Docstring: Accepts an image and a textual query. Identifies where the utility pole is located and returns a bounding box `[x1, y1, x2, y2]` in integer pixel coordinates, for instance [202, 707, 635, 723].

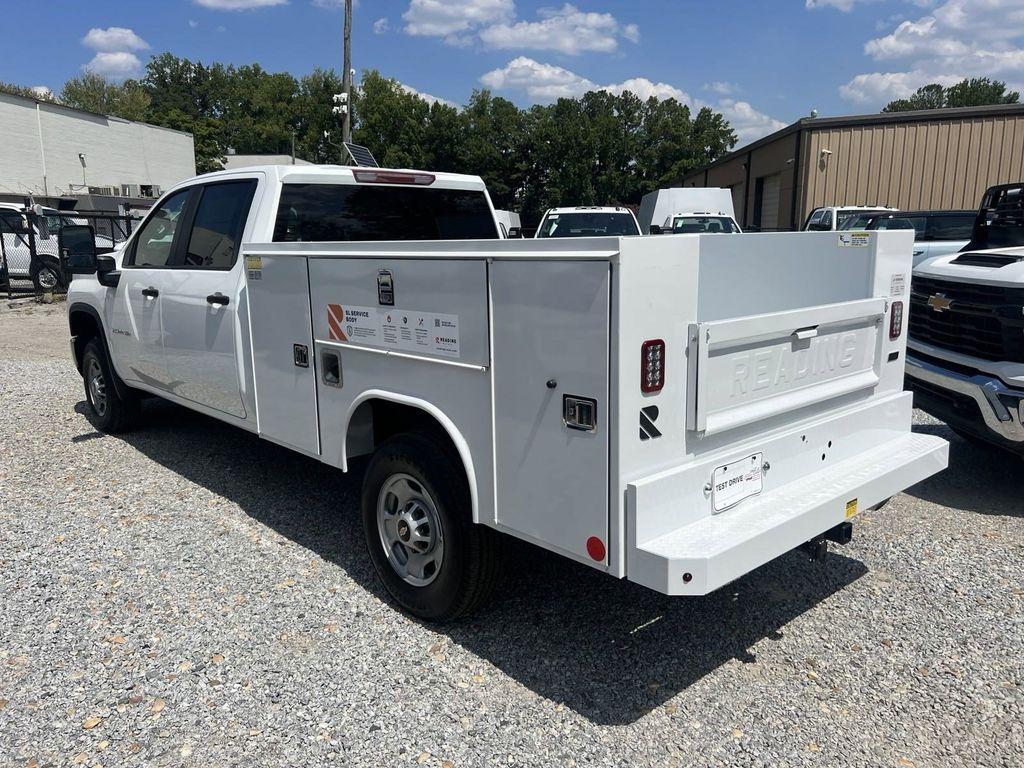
[342, 0, 353, 143]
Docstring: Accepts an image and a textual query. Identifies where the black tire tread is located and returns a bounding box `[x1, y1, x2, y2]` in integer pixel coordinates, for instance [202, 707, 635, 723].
[363, 430, 502, 621]
[82, 338, 140, 433]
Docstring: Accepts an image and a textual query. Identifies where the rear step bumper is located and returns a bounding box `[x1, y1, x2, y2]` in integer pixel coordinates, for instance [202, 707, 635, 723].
[626, 432, 948, 596]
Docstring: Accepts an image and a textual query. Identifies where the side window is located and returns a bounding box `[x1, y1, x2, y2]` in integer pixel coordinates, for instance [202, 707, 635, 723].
[129, 189, 191, 267]
[927, 215, 974, 241]
[180, 180, 257, 269]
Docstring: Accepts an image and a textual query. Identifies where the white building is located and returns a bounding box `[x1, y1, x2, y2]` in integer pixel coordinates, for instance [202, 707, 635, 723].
[0, 91, 196, 200]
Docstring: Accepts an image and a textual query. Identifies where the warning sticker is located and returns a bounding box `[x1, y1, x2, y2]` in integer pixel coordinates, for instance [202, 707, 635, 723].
[838, 232, 870, 248]
[245, 255, 263, 281]
[890, 272, 906, 296]
[845, 498, 858, 519]
[326, 304, 460, 358]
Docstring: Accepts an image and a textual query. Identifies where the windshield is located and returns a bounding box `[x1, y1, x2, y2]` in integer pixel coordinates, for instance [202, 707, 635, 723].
[836, 209, 888, 228]
[43, 213, 79, 230]
[671, 216, 738, 234]
[537, 212, 639, 238]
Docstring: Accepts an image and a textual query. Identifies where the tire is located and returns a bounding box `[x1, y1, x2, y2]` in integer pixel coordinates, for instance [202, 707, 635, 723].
[81, 338, 140, 433]
[361, 431, 502, 622]
[31, 261, 65, 292]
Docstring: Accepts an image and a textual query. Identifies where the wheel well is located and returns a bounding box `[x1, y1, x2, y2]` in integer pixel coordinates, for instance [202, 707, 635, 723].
[347, 399, 458, 460]
[69, 308, 101, 373]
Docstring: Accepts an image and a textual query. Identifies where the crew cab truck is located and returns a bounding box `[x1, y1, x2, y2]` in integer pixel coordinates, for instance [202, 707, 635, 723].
[905, 183, 1024, 452]
[66, 164, 948, 621]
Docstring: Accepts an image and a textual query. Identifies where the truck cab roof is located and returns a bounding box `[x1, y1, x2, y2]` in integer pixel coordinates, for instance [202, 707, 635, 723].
[188, 164, 489, 193]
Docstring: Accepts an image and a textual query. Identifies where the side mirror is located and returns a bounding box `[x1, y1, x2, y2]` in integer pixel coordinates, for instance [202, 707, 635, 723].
[649, 224, 663, 235]
[506, 227, 523, 239]
[59, 224, 98, 275]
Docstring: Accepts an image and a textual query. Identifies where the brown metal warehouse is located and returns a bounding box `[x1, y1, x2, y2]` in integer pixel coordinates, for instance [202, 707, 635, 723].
[681, 103, 1024, 231]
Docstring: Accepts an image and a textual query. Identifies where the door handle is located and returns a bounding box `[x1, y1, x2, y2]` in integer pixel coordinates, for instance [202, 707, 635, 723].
[206, 293, 230, 307]
[792, 326, 818, 341]
[141, 286, 159, 298]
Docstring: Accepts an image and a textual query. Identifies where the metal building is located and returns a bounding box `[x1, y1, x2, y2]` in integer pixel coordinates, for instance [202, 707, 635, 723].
[0, 90, 196, 201]
[681, 103, 1024, 231]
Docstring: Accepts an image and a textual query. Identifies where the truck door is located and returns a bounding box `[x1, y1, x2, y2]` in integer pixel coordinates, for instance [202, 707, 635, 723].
[490, 260, 610, 565]
[110, 187, 193, 388]
[157, 179, 258, 419]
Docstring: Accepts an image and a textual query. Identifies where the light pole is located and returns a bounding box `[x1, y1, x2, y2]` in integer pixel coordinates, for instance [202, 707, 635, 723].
[342, 0, 352, 143]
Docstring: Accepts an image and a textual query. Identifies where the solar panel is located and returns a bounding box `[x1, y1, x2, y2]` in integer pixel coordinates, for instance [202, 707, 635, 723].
[343, 142, 380, 168]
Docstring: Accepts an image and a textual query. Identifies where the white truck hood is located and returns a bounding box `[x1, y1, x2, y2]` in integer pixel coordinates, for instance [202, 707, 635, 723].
[913, 245, 1024, 287]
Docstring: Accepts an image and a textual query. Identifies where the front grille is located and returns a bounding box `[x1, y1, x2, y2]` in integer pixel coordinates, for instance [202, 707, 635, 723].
[908, 276, 1024, 362]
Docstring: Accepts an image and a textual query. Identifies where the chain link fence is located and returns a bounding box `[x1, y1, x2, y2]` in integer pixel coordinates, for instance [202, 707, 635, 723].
[1, 209, 135, 300]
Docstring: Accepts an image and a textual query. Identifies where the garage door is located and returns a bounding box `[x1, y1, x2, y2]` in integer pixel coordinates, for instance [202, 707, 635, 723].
[759, 173, 781, 230]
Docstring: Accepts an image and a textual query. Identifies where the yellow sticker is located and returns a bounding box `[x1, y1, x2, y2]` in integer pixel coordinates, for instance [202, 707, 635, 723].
[245, 255, 263, 270]
[845, 498, 858, 519]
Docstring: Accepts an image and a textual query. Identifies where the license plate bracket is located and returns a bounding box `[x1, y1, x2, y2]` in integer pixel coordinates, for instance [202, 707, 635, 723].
[712, 452, 763, 513]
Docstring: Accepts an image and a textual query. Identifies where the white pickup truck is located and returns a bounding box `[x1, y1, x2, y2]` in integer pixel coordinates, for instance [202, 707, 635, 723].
[66, 164, 948, 621]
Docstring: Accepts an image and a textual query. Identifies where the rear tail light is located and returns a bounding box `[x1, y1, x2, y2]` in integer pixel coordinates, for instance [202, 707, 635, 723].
[352, 169, 435, 185]
[889, 300, 904, 340]
[641, 339, 665, 393]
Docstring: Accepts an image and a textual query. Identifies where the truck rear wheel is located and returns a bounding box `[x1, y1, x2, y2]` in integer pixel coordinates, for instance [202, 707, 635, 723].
[82, 339, 140, 433]
[361, 432, 501, 622]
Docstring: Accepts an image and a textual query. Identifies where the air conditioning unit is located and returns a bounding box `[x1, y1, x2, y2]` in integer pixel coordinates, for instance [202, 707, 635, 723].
[139, 184, 161, 198]
[121, 184, 141, 197]
[88, 186, 117, 196]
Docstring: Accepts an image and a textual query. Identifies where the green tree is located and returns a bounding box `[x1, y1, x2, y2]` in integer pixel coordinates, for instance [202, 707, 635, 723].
[61, 73, 150, 121]
[295, 68, 345, 163]
[0, 82, 57, 102]
[883, 78, 1019, 112]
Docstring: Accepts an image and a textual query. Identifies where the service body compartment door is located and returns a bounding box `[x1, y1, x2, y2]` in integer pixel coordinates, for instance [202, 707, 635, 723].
[490, 260, 610, 565]
[246, 253, 320, 455]
[690, 297, 887, 436]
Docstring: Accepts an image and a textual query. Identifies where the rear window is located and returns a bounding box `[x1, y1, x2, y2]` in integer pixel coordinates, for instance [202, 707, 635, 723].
[537, 212, 639, 238]
[925, 214, 974, 241]
[273, 183, 498, 242]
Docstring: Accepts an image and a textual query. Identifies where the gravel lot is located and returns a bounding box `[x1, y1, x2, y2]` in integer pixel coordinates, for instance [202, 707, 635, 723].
[1, 301, 1022, 767]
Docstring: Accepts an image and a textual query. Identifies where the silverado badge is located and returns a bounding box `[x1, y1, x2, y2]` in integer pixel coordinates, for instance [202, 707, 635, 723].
[927, 293, 953, 313]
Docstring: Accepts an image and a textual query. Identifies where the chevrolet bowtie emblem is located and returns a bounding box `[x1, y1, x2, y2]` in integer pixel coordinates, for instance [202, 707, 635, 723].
[927, 293, 953, 312]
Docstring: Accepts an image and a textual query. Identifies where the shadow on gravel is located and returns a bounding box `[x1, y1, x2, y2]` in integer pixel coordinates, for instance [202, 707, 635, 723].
[82, 397, 868, 726]
[908, 422, 1024, 518]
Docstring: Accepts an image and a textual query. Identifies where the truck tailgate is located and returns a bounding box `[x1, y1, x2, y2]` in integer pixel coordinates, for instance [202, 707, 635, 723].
[688, 298, 887, 436]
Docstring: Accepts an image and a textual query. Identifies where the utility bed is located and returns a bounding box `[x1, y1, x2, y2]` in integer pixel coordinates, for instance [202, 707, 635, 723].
[241, 230, 947, 591]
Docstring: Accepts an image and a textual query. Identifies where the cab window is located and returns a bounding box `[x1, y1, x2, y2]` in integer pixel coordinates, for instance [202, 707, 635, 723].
[128, 189, 190, 267]
[181, 181, 257, 269]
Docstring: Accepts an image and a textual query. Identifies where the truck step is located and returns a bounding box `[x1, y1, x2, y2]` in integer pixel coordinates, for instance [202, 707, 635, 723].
[627, 432, 948, 595]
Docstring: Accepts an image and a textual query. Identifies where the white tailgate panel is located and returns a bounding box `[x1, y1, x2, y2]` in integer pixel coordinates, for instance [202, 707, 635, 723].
[246, 254, 320, 455]
[692, 298, 886, 435]
[490, 260, 610, 564]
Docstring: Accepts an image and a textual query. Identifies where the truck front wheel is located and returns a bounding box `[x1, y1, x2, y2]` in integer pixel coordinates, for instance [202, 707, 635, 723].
[361, 432, 501, 621]
[81, 339, 140, 433]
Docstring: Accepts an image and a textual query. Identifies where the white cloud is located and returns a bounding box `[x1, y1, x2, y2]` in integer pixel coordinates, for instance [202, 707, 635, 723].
[374, 17, 390, 33]
[404, 0, 514, 42]
[403, 0, 637, 53]
[703, 81, 739, 96]
[189, 19, 200, 27]
[192, 0, 287, 9]
[83, 51, 143, 79]
[805, 0, 862, 10]
[478, 3, 638, 55]
[480, 57, 595, 100]
[400, 83, 457, 107]
[480, 57, 785, 143]
[840, 0, 1024, 106]
[82, 27, 149, 52]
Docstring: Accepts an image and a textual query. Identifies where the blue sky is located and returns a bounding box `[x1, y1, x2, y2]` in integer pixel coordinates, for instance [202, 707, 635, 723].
[4, 0, 1022, 144]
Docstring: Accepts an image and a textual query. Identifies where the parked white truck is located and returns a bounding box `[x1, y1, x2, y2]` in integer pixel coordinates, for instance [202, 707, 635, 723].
[906, 183, 1024, 452]
[65, 164, 948, 620]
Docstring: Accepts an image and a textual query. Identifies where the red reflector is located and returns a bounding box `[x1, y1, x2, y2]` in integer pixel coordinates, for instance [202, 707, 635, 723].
[351, 169, 436, 185]
[641, 339, 665, 393]
[586, 536, 606, 562]
[889, 300, 904, 340]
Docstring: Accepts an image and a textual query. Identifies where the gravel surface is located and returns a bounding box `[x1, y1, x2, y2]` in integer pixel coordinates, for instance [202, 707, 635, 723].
[1, 304, 1022, 767]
